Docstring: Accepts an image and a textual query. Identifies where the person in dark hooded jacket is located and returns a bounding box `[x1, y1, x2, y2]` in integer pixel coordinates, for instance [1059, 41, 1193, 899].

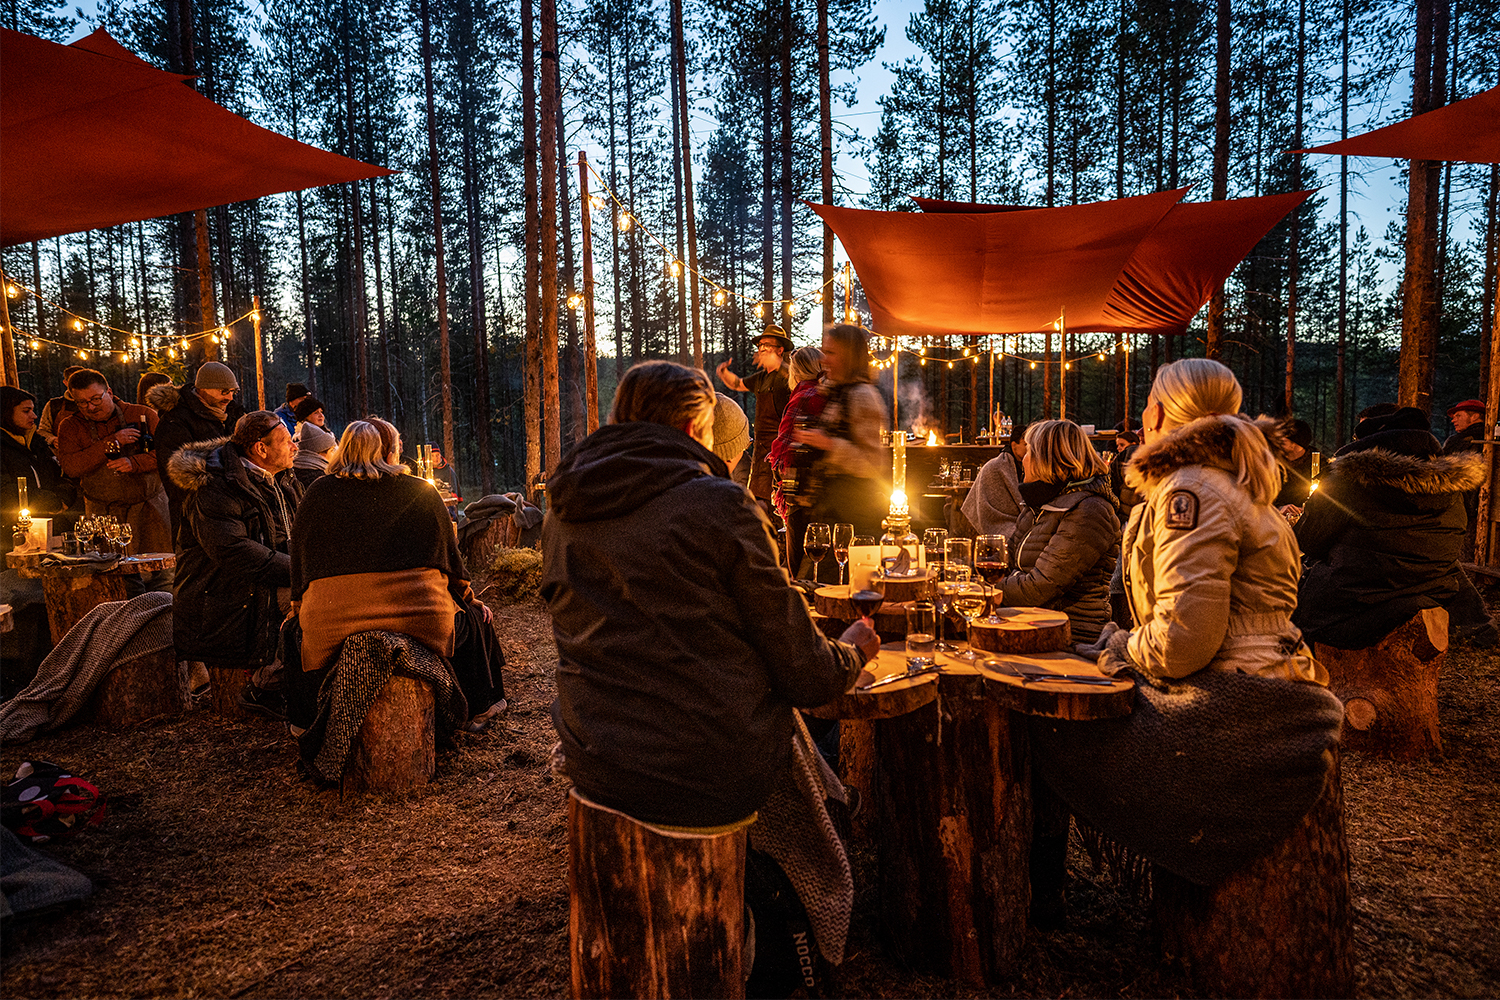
[152, 362, 248, 540]
[1001, 419, 1121, 644]
[169, 411, 302, 716]
[1293, 406, 1486, 649]
[542, 360, 877, 829]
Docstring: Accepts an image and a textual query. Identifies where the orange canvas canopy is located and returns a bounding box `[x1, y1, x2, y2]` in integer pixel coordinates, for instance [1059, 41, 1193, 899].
[815, 188, 1311, 337]
[1296, 85, 1500, 164]
[0, 28, 393, 247]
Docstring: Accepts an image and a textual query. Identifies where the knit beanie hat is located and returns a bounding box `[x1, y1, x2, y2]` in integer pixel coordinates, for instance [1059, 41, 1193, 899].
[195, 361, 239, 392]
[285, 382, 310, 404]
[297, 421, 337, 454]
[711, 394, 750, 465]
[293, 395, 325, 422]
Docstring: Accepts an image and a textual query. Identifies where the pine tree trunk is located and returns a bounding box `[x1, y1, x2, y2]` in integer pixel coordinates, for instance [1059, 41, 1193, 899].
[464, 113, 493, 493]
[540, 0, 562, 470]
[672, 0, 703, 367]
[1399, 0, 1447, 413]
[818, 0, 834, 325]
[1205, 0, 1230, 361]
[669, 11, 688, 362]
[1336, 0, 1350, 443]
[555, 56, 585, 445]
[419, 0, 456, 467]
[1285, 0, 1306, 416]
[522, 0, 542, 493]
[779, 0, 794, 306]
[346, 54, 370, 417]
[605, 41, 625, 381]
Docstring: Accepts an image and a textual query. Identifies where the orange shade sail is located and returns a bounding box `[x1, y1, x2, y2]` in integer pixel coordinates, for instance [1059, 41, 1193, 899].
[816, 188, 1312, 338]
[1, 28, 394, 247]
[1295, 85, 1500, 164]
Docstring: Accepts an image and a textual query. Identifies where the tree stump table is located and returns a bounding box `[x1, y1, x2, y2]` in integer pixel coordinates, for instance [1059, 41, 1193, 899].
[808, 622, 1133, 986]
[342, 673, 437, 794]
[567, 788, 747, 1000]
[1315, 606, 1446, 759]
[4, 551, 176, 644]
[1154, 751, 1352, 999]
[87, 646, 188, 729]
[813, 585, 912, 642]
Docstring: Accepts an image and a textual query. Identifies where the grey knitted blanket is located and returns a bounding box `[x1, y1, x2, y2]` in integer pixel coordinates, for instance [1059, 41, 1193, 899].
[960, 451, 1024, 540]
[748, 714, 854, 965]
[1030, 667, 1344, 886]
[0, 591, 174, 742]
[1, 826, 93, 918]
[297, 630, 468, 785]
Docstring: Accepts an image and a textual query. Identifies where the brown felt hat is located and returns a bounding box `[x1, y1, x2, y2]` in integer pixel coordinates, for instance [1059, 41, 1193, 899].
[1446, 399, 1485, 418]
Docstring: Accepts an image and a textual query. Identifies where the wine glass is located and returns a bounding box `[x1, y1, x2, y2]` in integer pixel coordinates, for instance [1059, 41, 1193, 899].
[832, 523, 854, 587]
[934, 563, 970, 653]
[115, 522, 133, 558]
[923, 528, 948, 578]
[974, 534, 1010, 622]
[945, 536, 973, 576]
[804, 522, 832, 583]
[848, 582, 884, 626]
[950, 580, 992, 661]
[102, 518, 120, 557]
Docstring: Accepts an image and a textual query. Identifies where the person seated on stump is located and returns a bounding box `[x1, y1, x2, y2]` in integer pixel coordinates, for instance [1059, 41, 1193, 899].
[287, 418, 506, 734]
[1030, 359, 1343, 909]
[1293, 405, 1486, 650]
[542, 360, 878, 831]
[169, 410, 302, 718]
[996, 419, 1121, 645]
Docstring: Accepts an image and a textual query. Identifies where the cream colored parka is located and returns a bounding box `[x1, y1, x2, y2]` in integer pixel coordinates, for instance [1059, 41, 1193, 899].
[1117, 416, 1325, 684]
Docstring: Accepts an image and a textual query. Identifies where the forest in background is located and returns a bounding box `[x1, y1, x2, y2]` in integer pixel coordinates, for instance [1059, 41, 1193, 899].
[3, 0, 1499, 495]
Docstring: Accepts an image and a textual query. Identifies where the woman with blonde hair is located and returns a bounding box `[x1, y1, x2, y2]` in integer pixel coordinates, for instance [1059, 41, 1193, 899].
[996, 419, 1119, 643]
[1031, 358, 1344, 894]
[288, 418, 506, 746]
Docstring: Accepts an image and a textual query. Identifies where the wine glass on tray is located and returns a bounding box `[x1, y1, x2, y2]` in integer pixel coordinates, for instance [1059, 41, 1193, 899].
[974, 534, 1010, 622]
[116, 522, 133, 558]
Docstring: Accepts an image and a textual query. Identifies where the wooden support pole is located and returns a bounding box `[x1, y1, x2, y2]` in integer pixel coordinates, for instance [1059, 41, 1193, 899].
[578, 153, 600, 434]
[1477, 256, 1500, 566]
[252, 295, 266, 410]
[0, 266, 18, 388]
[1058, 309, 1068, 421]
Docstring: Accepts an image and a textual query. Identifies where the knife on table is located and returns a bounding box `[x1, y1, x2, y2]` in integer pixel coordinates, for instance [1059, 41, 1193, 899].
[983, 659, 1120, 686]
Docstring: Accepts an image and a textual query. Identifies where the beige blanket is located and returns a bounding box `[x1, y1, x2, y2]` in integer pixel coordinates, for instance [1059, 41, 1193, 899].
[298, 568, 457, 674]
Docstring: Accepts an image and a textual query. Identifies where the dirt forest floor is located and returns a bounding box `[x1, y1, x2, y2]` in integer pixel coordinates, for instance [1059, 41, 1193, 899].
[3, 592, 1499, 999]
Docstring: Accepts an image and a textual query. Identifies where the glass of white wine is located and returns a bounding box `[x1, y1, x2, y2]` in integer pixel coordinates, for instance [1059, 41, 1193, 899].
[950, 580, 991, 662]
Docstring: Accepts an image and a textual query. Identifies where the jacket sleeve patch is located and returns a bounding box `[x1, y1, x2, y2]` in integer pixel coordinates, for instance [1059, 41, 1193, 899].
[1164, 489, 1199, 530]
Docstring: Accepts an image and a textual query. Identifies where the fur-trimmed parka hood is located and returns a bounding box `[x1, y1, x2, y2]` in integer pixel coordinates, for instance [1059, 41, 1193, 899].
[1329, 446, 1485, 495]
[146, 381, 183, 413]
[167, 437, 234, 493]
[1124, 415, 1293, 491]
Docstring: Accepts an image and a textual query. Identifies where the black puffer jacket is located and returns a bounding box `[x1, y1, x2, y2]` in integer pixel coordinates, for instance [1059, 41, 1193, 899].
[1294, 429, 1485, 649]
[168, 438, 302, 668]
[2, 429, 76, 555]
[1000, 475, 1121, 643]
[542, 421, 864, 828]
[149, 382, 247, 540]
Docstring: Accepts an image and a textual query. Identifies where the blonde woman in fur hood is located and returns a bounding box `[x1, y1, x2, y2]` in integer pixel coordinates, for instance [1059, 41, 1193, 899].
[1293, 405, 1485, 649]
[1084, 357, 1325, 684]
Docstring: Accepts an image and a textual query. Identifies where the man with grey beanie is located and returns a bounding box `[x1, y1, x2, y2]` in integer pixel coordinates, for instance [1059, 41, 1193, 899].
[149, 360, 247, 540]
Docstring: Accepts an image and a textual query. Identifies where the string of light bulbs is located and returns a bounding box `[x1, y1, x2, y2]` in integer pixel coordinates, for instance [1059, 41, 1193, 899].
[3, 278, 255, 360]
[869, 335, 1131, 372]
[579, 161, 863, 325]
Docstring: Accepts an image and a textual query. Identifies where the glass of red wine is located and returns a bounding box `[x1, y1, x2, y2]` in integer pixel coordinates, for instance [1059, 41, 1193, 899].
[833, 523, 854, 587]
[804, 522, 832, 582]
[849, 586, 884, 624]
[974, 534, 1010, 622]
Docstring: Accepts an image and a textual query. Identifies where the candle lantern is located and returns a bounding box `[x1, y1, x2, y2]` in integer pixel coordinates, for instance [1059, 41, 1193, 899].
[879, 436, 920, 577]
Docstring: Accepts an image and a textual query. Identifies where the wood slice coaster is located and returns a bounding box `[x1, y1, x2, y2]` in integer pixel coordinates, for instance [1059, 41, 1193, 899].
[812, 586, 910, 633]
[88, 647, 188, 729]
[968, 607, 1071, 654]
[343, 674, 436, 793]
[805, 643, 943, 721]
[870, 570, 936, 604]
[978, 651, 1135, 720]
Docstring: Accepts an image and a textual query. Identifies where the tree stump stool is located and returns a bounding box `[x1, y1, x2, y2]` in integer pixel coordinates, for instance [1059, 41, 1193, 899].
[1154, 752, 1352, 1000]
[1315, 606, 1446, 759]
[208, 666, 253, 720]
[342, 674, 436, 794]
[874, 671, 1031, 985]
[40, 569, 128, 645]
[458, 516, 518, 593]
[567, 789, 747, 1000]
[87, 646, 188, 729]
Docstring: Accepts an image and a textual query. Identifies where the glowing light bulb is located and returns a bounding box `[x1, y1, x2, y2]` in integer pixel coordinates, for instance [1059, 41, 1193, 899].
[668, 260, 682, 278]
[1029, 361, 1037, 370]
[72, 319, 83, 331]
[168, 348, 176, 359]
[947, 360, 954, 369]
[30, 339, 40, 349]
[845, 310, 856, 323]
[713, 290, 726, 307]
[119, 352, 128, 362]
[77, 349, 87, 358]
[812, 291, 823, 304]
[180, 338, 188, 350]
[1064, 362, 1072, 370]
[753, 303, 765, 319]
[1098, 352, 1106, 361]
[210, 335, 219, 344]
[130, 337, 140, 347]
[617, 212, 632, 230]
[5, 284, 17, 298]
[589, 194, 606, 211]
[919, 358, 927, 366]
[784, 301, 794, 316]
[962, 346, 970, 356]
